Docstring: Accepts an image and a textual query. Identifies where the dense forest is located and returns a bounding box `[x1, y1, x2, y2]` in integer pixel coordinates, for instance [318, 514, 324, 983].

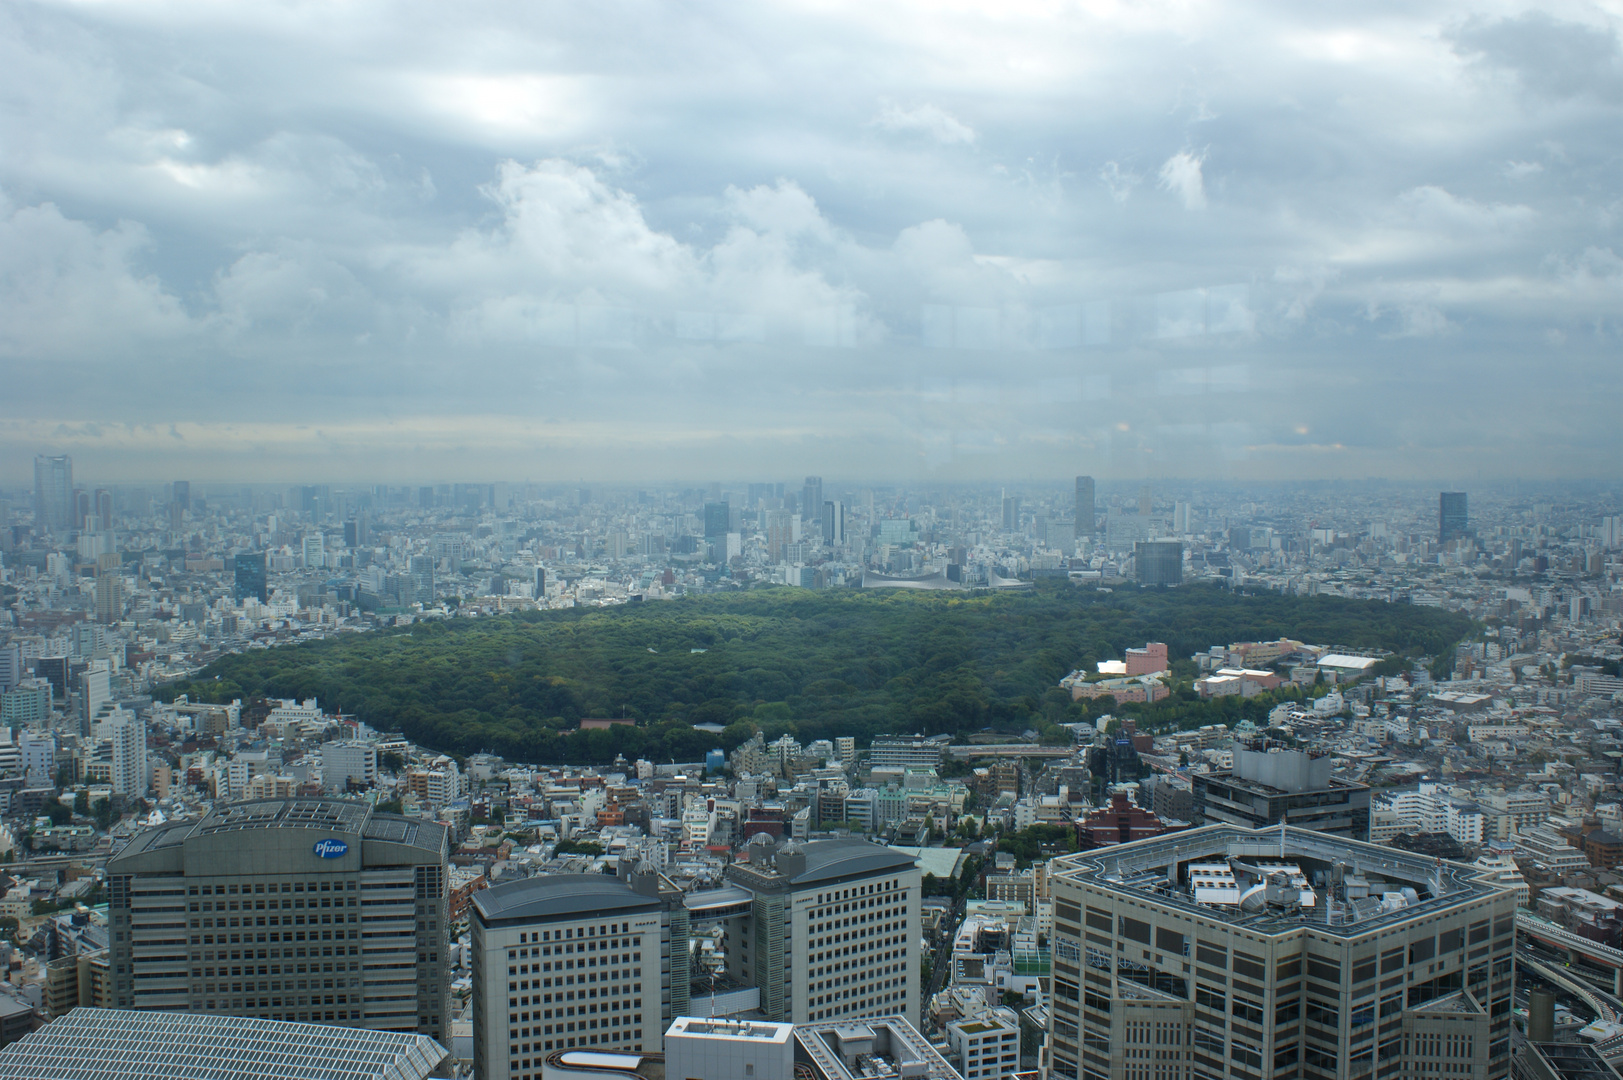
[159, 583, 1473, 765]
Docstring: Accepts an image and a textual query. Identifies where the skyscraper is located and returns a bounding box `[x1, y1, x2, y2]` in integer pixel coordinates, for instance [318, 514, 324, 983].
[801, 477, 823, 535]
[1134, 540, 1184, 586]
[469, 863, 688, 1077]
[723, 838, 920, 1025]
[234, 552, 268, 603]
[172, 480, 190, 511]
[1046, 824, 1516, 1080]
[1440, 491, 1468, 544]
[821, 500, 845, 545]
[109, 714, 147, 797]
[1075, 475, 1095, 538]
[32, 455, 72, 535]
[703, 501, 731, 538]
[766, 509, 794, 562]
[1001, 491, 1018, 532]
[93, 489, 113, 532]
[94, 570, 122, 624]
[106, 798, 450, 1041]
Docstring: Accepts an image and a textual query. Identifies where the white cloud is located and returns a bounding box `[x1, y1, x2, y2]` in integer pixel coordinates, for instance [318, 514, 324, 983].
[5, 1, 1623, 479]
[870, 102, 977, 145]
[0, 195, 192, 359]
[1158, 150, 1207, 210]
[1099, 161, 1139, 203]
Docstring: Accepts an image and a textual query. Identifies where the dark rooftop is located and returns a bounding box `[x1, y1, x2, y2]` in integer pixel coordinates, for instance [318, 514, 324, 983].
[471, 873, 662, 924]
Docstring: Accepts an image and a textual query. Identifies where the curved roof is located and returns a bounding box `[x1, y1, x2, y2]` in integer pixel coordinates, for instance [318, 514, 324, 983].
[860, 570, 961, 590]
[472, 873, 661, 924]
[789, 840, 918, 886]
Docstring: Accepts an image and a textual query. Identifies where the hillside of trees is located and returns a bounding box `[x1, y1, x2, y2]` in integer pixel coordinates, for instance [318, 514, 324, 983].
[158, 583, 1473, 765]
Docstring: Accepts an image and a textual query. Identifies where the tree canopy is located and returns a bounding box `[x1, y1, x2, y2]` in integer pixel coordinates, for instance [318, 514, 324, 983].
[159, 582, 1471, 765]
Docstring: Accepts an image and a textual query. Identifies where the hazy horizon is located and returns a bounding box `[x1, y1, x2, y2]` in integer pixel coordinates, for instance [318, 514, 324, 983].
[6, 1, 1622, 483]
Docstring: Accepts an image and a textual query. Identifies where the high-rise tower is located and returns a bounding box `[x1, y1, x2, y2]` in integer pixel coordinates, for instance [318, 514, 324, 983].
[33, 455, 73, 535]
[801, 477, 823, 536]
[1075, 476, 1095, 538]
[1439, 492, 1468, 544]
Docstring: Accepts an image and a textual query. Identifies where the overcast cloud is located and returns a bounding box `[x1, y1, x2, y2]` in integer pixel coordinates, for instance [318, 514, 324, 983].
[3, 0, 1622, 484]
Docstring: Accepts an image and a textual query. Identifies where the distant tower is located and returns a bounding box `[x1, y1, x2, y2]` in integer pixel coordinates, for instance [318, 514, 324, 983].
[801, 477, 823, 533]
[822, 500, 845, 544]
[1138, 485, 1152, 517]
[32, 454, 73, 534]
[94, 488, 113, 531]
[1439, 492, 1468, 544]
[172, 480, 190, 511]
[1075, 476, 1095, 538]
[234, 551, 268, 603]
[1002, 490, 1019, 532]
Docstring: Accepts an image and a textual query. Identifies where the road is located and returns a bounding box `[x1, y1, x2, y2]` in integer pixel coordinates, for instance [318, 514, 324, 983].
[921, 897, 961, 1029]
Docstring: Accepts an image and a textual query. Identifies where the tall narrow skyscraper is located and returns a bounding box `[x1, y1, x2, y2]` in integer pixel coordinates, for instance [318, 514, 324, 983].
[801, 477, 823, 535]
[822, 500, 845, 544]
[172, 480, 190, 510]
[1074, 476, 1095, 538]
[32, 455, 73, 535]
[1439, 491, 1468, 544]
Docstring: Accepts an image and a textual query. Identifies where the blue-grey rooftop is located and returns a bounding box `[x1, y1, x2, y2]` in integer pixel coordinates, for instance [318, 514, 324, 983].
[1052, 823, 1509, 939]
[471, 873, 662, 924]
[0, 1008, 446, 1080]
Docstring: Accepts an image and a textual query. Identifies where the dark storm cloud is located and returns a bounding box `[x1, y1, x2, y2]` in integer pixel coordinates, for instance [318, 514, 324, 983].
[2, 0, 1622, 482]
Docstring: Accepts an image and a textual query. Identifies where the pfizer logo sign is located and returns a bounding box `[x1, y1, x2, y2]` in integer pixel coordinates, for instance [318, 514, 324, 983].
[313, 839, 349, 859]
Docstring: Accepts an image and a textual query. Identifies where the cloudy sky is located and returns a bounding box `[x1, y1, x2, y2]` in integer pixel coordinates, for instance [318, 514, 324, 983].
[3, 0, 1621, 485]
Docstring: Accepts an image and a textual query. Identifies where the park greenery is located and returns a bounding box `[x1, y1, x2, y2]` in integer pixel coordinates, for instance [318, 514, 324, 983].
[159, 582, 1472, 766]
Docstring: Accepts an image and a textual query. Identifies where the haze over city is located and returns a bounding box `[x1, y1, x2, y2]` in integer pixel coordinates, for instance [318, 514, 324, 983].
[6, 1, 1623, 482]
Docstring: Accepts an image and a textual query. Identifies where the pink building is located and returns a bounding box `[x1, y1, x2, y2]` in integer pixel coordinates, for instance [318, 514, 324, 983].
[1125, 642, 1169, 676]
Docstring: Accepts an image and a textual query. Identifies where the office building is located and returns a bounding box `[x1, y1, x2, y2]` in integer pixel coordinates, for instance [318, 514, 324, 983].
[666, 1017, 797, 1080]
[109, 714, 147, 797]
[1001, 491, 1018, 532]
[302, 533, 325, 569]
[77, 667, 110, 733]
[868, 734, 950, 770]
[36, 656, 68, 702]
[822, 500, 846, 545]
[723, 838, 920, 1025]
[2, 686, 49, 728]
[1440, 492, 1469, 544]
[323, 742, 379, 791]
[704, 501, 731, 538]
[766, 510, 795, 562]
[802, 477, 824, 531]
[1134, 540, 1184, 586]
[33, 455, 73, 535]
[1076, 475, 1095, 538]
[534, 566, 547, 598]
[18, 730, 54, 787]
[1192, 737, 1371, 839]
[93, 488, 112, 531]
[0, 646, 19, 695]
[469, 863, 690, 1079]
[234, 552, 268, 603]
[105, 798, 450, 1042]
[172, 480, 190, 511]
[1047, 824, 1517, 1080]
[0, 1008, 447, 1080]
[664, 1014, 963, 1080]
[94, 570, 122, 624]
[947, 1011, 1020, 1080]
